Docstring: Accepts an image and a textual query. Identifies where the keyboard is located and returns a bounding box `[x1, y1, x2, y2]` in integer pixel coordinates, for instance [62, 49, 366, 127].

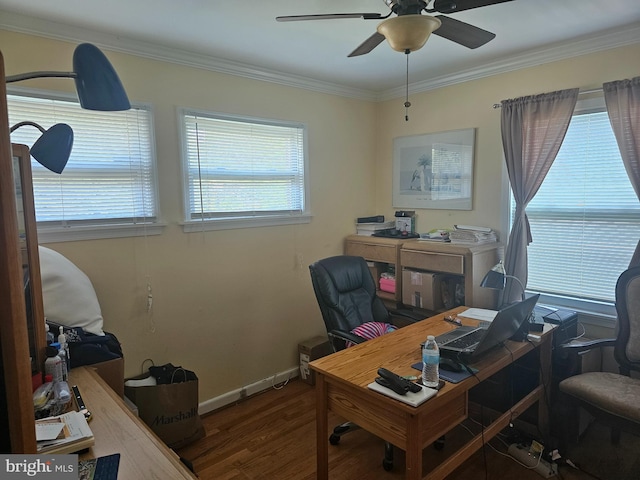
[444, 329, 485, 349]
[435, 326, 476, 345]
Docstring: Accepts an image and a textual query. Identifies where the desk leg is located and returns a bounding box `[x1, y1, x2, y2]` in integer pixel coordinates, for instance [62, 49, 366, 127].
[406, 416, 422, 480]
[316, 374, 329, 480]
[537, 335, 552, 438]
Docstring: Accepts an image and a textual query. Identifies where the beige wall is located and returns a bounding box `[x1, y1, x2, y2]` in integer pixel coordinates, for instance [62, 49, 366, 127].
[374, 43, 640, 242]
[3, 29, 639, 403]
[2, 31, 377, 401]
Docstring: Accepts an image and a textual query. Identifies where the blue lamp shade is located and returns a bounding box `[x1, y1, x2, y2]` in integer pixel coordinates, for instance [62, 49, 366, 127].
[30, 123, 74, 174]
[73, 43, 131, 111]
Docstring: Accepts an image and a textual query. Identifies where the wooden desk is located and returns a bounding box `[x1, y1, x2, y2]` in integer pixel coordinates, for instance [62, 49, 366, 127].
[311, 306, 554, 480]
[69, 367, 196, 479]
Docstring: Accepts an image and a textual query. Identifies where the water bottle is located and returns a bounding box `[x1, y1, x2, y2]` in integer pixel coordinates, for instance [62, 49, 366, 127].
[422, 335, 440, 388]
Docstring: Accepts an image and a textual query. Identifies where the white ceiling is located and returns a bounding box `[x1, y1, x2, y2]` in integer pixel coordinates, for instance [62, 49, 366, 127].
[1, 0, 639, 97]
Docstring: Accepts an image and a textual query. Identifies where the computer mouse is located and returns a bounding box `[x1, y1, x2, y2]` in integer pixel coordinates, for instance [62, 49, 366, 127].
[439, 357, 463, 373]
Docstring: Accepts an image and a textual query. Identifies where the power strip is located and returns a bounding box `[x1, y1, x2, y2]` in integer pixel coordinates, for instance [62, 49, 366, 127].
[507, 443, 558, 478]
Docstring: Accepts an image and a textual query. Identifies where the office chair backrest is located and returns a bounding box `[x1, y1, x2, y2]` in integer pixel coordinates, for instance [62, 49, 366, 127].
[614, 266, 640, 375]
[309, 255, 390, 347]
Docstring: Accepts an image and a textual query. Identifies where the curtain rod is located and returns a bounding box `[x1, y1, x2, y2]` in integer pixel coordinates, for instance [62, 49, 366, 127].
[492, 87, 603, 109]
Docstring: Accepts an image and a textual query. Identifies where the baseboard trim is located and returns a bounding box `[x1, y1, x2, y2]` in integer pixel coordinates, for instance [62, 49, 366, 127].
[198, 367, 299, 416]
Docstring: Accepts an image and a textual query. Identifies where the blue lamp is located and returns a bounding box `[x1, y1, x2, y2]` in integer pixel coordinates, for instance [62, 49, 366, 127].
[5, 43, 130, 111]
[10, 121, 73, 174]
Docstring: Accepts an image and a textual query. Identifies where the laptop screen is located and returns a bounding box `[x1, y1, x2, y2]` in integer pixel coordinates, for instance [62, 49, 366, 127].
[472, 294, 540, 357]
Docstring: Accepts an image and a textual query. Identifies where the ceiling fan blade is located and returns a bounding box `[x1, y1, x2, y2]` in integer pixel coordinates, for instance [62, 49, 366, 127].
[432, 15, 495, 49]
[276, 13, 384, 22]
[433, 0, 513, 14]
[348, 32, 386, 57]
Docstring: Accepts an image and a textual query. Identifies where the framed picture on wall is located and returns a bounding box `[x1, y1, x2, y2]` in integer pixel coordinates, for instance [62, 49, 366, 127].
[392, 128, 475, 210]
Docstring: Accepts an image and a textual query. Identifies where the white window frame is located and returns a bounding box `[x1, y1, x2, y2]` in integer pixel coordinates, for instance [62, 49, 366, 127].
[178, 108, 311, 232]
[7, 87, 163, 242]
[509, 96, 637, 327]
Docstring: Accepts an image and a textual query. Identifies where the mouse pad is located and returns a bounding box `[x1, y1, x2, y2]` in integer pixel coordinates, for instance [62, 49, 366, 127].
[411, 362, 478, 384]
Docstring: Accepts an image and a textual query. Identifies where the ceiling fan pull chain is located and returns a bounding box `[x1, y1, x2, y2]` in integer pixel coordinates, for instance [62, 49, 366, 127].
[404, 50, 411, 121]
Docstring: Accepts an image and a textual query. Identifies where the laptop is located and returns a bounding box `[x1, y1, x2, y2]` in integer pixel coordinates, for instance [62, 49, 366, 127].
[438, 294, 540, 360]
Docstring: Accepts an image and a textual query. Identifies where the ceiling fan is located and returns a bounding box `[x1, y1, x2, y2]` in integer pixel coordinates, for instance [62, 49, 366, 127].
[276, 0, 513, 57]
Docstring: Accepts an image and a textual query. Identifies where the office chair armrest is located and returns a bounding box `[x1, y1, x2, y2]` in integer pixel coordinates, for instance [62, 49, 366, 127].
[561, 338, 616, 354]
[329, 330, 367, 346]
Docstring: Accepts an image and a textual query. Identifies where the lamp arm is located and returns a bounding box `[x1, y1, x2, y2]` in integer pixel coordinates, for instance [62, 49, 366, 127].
[6, 71, 77, 83]
[10, 121, 46, 134]
[504, 274, 526, 301]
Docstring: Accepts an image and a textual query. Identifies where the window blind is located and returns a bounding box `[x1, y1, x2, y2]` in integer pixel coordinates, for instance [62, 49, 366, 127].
[182, 111, 306, 222]
[520, 109, 640, 304]
[8, 93, 156, 228]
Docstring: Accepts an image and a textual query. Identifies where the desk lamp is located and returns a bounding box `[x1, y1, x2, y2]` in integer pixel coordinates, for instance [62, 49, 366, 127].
[481, 261, 541, 339]
[480, 260, 526, 302]
[5, 43, 130, 111]
[10, 121, 73, 174]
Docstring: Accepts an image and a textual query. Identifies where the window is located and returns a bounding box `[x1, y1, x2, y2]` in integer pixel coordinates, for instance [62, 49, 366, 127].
[8, 90, 159, 242]
[514, 97, 640, 315]
[179, 109, 309, 231]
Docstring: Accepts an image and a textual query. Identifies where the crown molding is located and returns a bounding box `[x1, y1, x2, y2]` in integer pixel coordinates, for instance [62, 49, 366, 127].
[2, 10, 638, 103]
[0, 10, 378, 101]
[379, 22, 640, 101]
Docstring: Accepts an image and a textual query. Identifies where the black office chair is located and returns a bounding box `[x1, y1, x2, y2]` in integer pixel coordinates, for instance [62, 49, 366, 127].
[309, 255, 418, 471]
[558, 266, 640, 449]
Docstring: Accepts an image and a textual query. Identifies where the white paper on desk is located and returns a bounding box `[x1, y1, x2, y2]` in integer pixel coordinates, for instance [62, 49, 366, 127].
[35, 422, 65, 441]
[367, 382, 437, 407]
[458, 308, 499, 322]
[36, 411, 93, 450]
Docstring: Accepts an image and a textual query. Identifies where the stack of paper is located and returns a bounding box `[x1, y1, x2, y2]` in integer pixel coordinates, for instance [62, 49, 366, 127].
[36, 411, 94, 454]
[449, 225, 498, 245]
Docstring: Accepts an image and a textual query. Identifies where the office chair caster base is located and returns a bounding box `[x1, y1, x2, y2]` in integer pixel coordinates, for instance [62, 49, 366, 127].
[382, 441, 394, 471]
[329, 422, 358, 445]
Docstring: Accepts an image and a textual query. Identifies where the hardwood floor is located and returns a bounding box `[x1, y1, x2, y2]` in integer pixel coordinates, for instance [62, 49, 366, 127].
[176, 378, 639, 480]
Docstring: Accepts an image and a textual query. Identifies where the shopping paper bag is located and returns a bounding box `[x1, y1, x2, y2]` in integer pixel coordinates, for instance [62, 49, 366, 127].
[125, 367, 205, 449]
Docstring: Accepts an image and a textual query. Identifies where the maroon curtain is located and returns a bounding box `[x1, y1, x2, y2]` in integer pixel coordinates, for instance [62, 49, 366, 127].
[604, 77, 640, 268]
[500, 88, 578, 303]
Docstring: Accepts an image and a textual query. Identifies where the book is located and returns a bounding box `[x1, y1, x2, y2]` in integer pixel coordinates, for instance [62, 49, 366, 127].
[79, 453, 121, 480]
[356, 221, 395, 235]
[356, 215, 385, 223]
[36, 411, 94, 454]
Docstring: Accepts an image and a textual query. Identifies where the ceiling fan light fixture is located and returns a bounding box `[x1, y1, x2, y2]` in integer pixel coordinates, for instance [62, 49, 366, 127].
[376, 14, 441, 53]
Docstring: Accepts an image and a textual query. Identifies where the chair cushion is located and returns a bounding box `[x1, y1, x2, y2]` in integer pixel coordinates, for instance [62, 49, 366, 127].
[346, 322, 397, 347]
[559, 371, 640, 424]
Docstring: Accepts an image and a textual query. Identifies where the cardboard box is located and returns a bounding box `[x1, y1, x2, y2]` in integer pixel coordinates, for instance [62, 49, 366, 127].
[402, 269, 443, 311]
[90, 357, 125, 397]
[367, 261, 382, 284]
[299, 336, 332, 385]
